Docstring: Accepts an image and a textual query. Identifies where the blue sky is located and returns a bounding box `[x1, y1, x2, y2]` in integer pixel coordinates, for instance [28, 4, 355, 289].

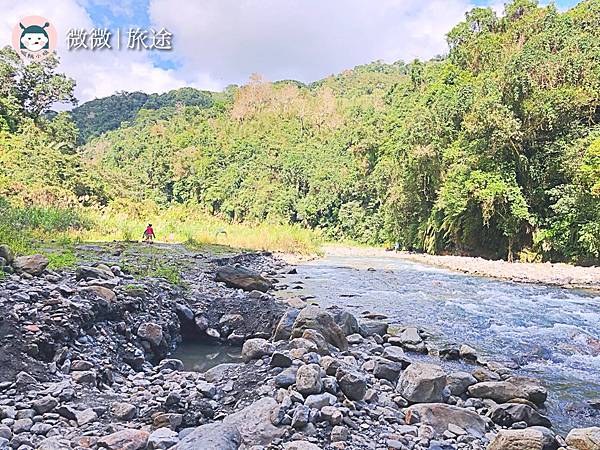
[0, 0, 587, 102]
[82, 0, 584, 73]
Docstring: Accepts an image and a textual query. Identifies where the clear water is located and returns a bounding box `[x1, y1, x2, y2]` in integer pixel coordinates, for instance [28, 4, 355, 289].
[171, 341, 241, 372]
[279, 254, 600, 433]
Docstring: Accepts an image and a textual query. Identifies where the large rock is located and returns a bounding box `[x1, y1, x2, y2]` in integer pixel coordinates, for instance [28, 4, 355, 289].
[37, 437, 71, 450]
[215, 265, 272, 292]
[291, 306, 348, 351]
[304, 392, 336, 409]
[83, 285, 117, 303]
[204, 363, 241, 383]
[566, 427, 600, 450]
[174, 422, 240, 450]
[467, 381, 528, 403]
[76, 265, 115, 281]
[76, 408, 98, 426]
[283, 442, 322, 450]
[111, 402, 137, 421]
[222, 397, 285, 446]
[13, 254, 48, 275]
[382, 346, 411, 366]
[137, 322, 163, 347]
[489, 403, 552, 428]
[0, 245, 14, 264]
[275, 367, 297, 388]
[487, 427, 558, 450]
[336, 366, 368, 401]
[291, 404, 310, 429]
[397, 363, 446, 403]
[241, 338, 274, 362]
[446, 371, 477, 396]
[147, 428, 178, 449]
[405, 403, 486, 438]
[459, 344, 479, 360]
[399, 327, 422, 345]
[359, 319, 388, 337]
[506, 376, 548, 405]
[97, 429, 150, 450]
[32, 396, 58, 415]
[330, 308, 360, 336]
[273, 308, 300, 341]
[301, 329, 331, 355]
[295, 364, 323, 395]
[373, 358, 403, 382]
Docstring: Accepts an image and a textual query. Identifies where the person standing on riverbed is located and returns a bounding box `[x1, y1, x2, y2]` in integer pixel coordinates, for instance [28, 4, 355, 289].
[143, 224, 156, 242]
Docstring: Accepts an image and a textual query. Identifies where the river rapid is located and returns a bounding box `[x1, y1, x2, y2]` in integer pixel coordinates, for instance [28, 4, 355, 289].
[278, 253, 600, 434]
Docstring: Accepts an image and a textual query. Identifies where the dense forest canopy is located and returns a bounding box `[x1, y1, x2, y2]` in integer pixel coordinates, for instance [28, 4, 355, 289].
[0, 0, 599, 263]
[69, 87, 218, 143]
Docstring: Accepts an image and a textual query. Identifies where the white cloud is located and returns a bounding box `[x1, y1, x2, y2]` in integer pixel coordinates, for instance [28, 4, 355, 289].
[0, 0, 491, 104]
[149, 0, 473, 86]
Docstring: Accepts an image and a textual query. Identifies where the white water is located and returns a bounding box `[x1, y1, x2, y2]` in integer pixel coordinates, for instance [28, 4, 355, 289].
[280, 254, 600, 433]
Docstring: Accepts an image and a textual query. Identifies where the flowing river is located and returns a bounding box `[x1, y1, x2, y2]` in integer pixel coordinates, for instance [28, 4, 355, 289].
[278, 253, 600, 434]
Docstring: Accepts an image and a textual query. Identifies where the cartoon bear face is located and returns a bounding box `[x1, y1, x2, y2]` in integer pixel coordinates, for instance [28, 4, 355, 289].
[19, 23, 50, 52]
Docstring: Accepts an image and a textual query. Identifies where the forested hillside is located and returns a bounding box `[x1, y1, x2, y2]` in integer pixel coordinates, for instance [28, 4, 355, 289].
[69, 88, 217, 143]
[1, 0, 599, 262]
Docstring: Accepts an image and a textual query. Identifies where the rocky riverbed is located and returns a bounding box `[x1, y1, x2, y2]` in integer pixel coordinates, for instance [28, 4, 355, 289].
[0, 242, 598, 450]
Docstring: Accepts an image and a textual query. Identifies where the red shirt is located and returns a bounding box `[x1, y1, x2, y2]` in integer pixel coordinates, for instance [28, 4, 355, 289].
[146, 226, 154, 235]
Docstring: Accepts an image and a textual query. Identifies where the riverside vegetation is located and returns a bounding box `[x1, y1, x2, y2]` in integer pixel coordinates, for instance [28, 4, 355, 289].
[0, 0, 599, 263]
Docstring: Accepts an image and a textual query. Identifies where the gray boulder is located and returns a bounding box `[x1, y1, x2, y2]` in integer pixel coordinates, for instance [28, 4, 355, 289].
[405, 403, 486, 438]
[295, 364, 322, 395]
[382, 346, 411, 367]
[241, 338, 274, 362]
[13, 254, 49, 275]
[291, 306, 348, 351]
[304, 392, 336, 409]
[506, 376, 548, 405]
[467, 381, 528, 403]
[76, 265, 115, 281]
[399, 327, 422, 345]
[148, 428, 179, 449]
[275, 367, 297, 388]
[397, 363, 446, 403]
[487, 426, 558, 450]
[0, 245, 13, 264]
[565, 427, 600, 450]
[489, 403, 552, 428]
[111, 402, 137, 421]
[373, 359, 403, 383]
[359, 319, 388, 336]
[137, 322, 163, 347]
[446, 371, 478, 396]
[336, 366, 367, 401]
[174, 422, 240, 450]
[215, 265, 272, 292]
[302, 329, 331, 355]
[284, 441, 322, 450]
[330, 308, 360, 336]
[273, 308, 300, 341]
[222, 397, 285, 446]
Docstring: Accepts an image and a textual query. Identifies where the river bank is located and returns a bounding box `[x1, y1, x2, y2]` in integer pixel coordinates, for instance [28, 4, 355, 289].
[0, 241, 597, 450]
[313, 245, 600, 292]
